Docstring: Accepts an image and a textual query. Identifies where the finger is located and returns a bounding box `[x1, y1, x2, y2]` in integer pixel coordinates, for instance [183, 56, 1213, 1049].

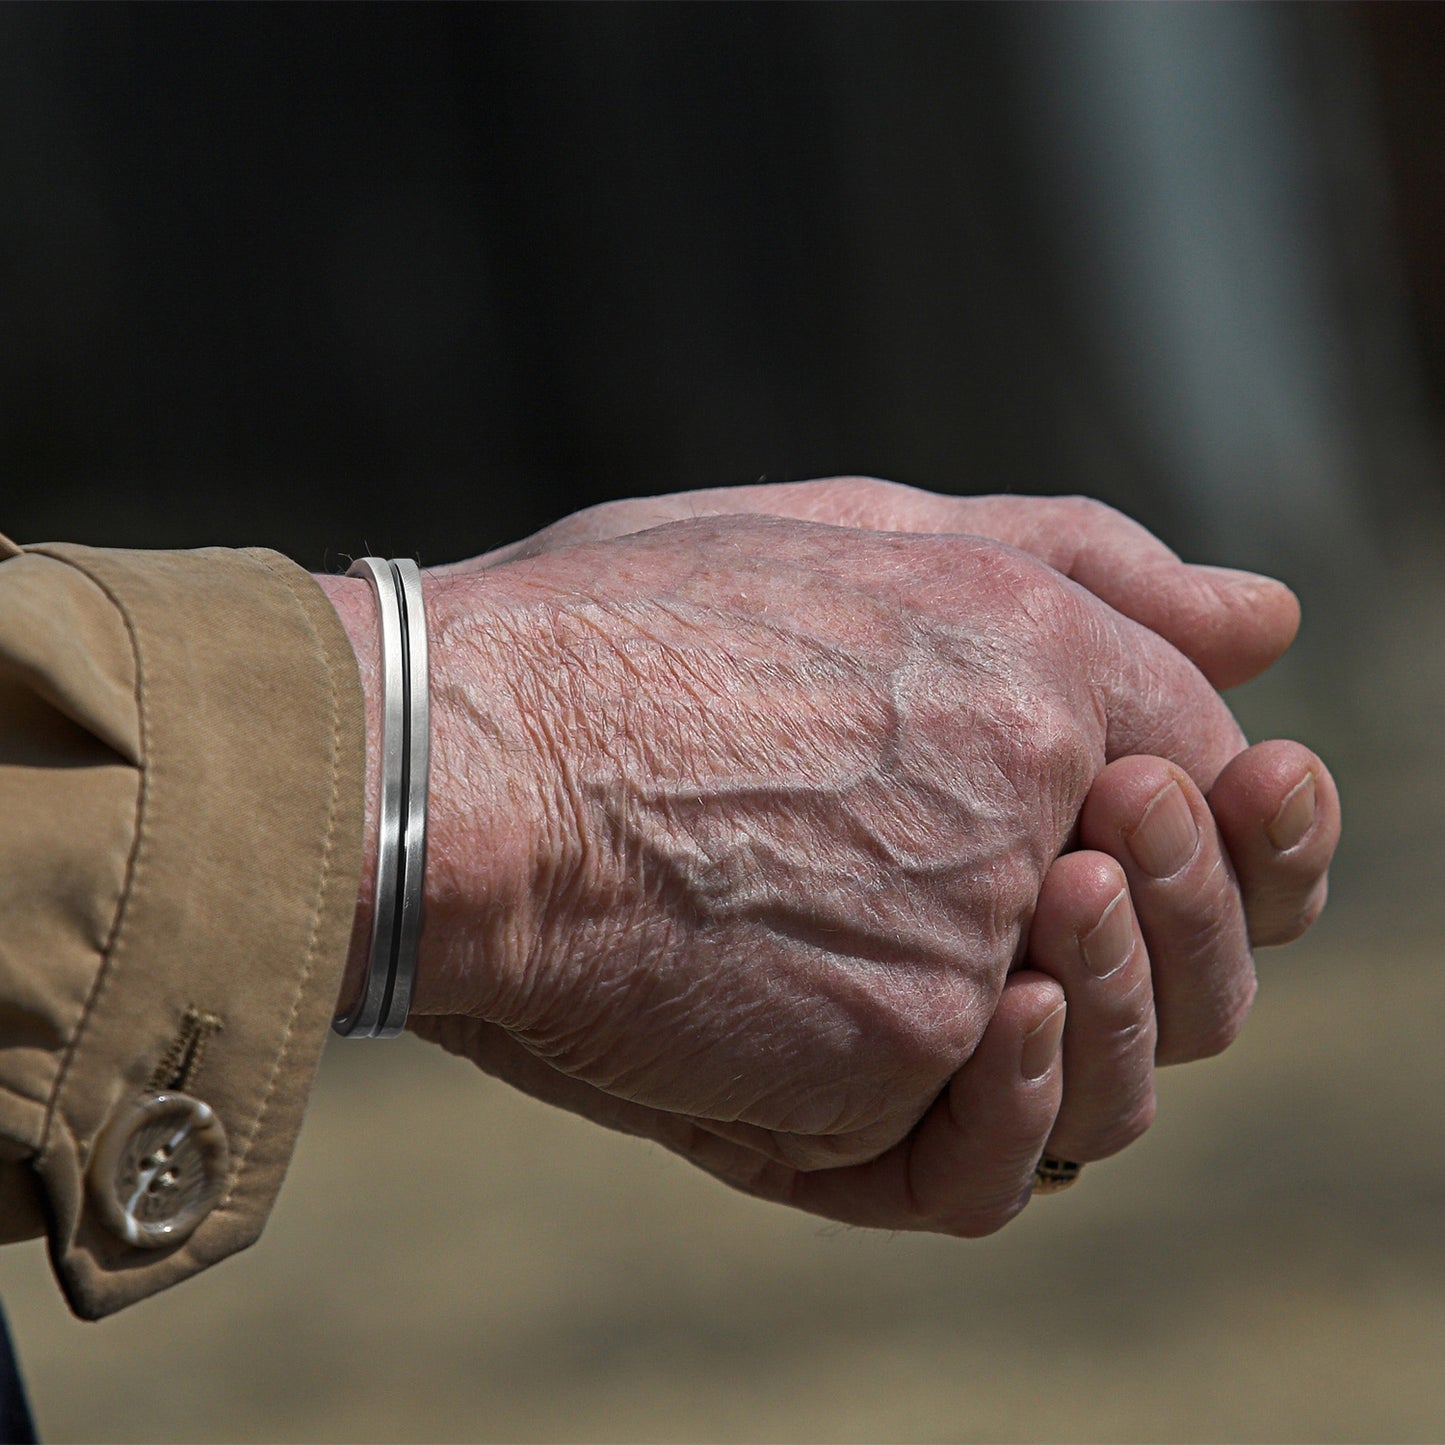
[803, 973, 1067, 1233]
[1026, 851, 1157, 1160]
[416, 980, 1069, 1237]
[672, 975, 1066, 1237]
[1094, 611, 1248, 791]
[1207, 740, 1341, 946]
[437, 482, 1302, 692]
[1079, 756, 1256, 1065]
[703, 482, 1294, 691]
[942, 494, 1301, 689]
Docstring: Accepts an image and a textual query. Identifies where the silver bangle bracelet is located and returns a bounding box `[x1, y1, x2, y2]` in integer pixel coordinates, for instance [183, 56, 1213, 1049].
[333, 557, 430, 1039]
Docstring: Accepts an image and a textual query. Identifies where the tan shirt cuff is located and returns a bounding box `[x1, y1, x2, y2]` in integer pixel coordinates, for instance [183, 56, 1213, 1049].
[0, 533, 364, 1319]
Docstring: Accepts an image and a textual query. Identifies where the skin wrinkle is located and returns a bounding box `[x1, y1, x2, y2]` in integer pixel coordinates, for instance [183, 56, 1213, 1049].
[588, 672, 992, 977]
[423, 600, 597, 1024]
[569, 745, 1011, 1127]
[475, 481, 1299, 695]
[541, 541, 1073, 1125]
[520, 803, 971, 1127]
[366, 482, 1340, 1227]
[516, 930, 853, 1123]
[405, 502, 1292, 1191]
[689, 1094, 909, 1164]
[516, 985, 676, 1098]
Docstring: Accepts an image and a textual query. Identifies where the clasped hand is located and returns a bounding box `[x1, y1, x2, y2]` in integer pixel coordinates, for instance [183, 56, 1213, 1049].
[322, 479, 1339, 1236]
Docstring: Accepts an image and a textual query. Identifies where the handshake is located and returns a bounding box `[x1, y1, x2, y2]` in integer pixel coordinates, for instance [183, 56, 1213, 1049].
[321, 478, 1340, 1235]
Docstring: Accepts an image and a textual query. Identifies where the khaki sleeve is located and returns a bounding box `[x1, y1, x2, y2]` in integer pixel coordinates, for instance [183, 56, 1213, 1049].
[0, 531, 364, 1320]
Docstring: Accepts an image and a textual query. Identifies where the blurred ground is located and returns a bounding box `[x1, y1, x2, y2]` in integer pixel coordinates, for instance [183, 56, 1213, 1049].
[2, 946, 1440, 1443]
[1, 556, 1441, 1444]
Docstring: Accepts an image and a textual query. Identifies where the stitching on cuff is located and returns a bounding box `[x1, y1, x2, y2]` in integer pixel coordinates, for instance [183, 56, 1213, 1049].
[222, 558, 350, 1199]
[36, 559, 149, 1158]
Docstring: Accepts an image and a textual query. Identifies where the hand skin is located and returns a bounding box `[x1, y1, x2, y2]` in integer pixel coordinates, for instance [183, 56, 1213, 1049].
[314, 481, 1339, 1236]
[434, 478, 1302, 690]
[1027, 742, 1338, 1166]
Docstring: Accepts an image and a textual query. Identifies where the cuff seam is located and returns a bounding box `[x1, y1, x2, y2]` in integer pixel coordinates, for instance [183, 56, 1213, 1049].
[32, 554, 148, 1167]
[222, 557, 353, 1198]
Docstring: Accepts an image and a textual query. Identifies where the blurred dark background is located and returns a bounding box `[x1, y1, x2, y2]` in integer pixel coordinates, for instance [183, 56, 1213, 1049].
[1, 5, 1442, 1441]
[2, 2, 1440, 571]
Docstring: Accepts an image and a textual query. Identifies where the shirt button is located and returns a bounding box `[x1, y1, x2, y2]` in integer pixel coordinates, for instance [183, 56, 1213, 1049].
[86, 1092, 229, 1250]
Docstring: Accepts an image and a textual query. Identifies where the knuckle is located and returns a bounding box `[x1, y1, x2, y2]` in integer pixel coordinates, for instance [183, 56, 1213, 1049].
[1059, 494, 1110, 521]
[790, 475, 916, 531]
[1054, 495, 1125, 536]
[565, 499, 620, 534]
[829, 474, 900, 505]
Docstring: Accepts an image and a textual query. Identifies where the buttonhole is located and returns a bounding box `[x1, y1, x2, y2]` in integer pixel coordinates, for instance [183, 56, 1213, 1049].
[150, 1007, 224, 1092]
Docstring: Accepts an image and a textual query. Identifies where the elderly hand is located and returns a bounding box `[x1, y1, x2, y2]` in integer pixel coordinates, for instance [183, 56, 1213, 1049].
[436, 476, 1300, 690]
[321, 481, 1338, 1236]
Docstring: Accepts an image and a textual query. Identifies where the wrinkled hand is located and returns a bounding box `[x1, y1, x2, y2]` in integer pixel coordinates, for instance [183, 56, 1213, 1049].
[442, 480, 1341, 1173]
[319, 481, 1339, 1237]
[435, 476, 1300, 689]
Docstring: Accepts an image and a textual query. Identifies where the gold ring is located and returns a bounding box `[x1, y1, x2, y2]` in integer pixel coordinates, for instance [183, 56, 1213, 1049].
[1032, 1155, 1083, 1195]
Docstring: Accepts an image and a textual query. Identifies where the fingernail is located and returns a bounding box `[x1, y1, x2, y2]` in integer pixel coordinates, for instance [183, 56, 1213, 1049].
[1081, 890, 1134, 979]
[1128, 781, 1199, 879]
[1021, 1002, 1066, 1081]
[1267, 772, 1316, 852]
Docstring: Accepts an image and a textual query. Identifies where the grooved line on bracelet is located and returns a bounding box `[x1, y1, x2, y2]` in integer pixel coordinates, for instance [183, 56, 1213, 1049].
[378, 559, 412, 1027]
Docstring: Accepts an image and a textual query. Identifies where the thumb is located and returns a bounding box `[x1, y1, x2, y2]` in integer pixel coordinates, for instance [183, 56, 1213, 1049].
[1073, 557, 1300, 691]
[1096, 611, 1250, 791]
[959, 497, 1299, 690]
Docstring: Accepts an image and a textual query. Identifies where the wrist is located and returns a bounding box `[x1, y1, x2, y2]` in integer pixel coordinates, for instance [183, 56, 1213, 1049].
[412, 570, 568, 1020]
[313, 566, 561, 1025]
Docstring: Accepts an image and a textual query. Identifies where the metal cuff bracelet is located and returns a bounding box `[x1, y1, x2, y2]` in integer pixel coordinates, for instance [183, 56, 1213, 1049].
[333, 557, 430, 1039]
